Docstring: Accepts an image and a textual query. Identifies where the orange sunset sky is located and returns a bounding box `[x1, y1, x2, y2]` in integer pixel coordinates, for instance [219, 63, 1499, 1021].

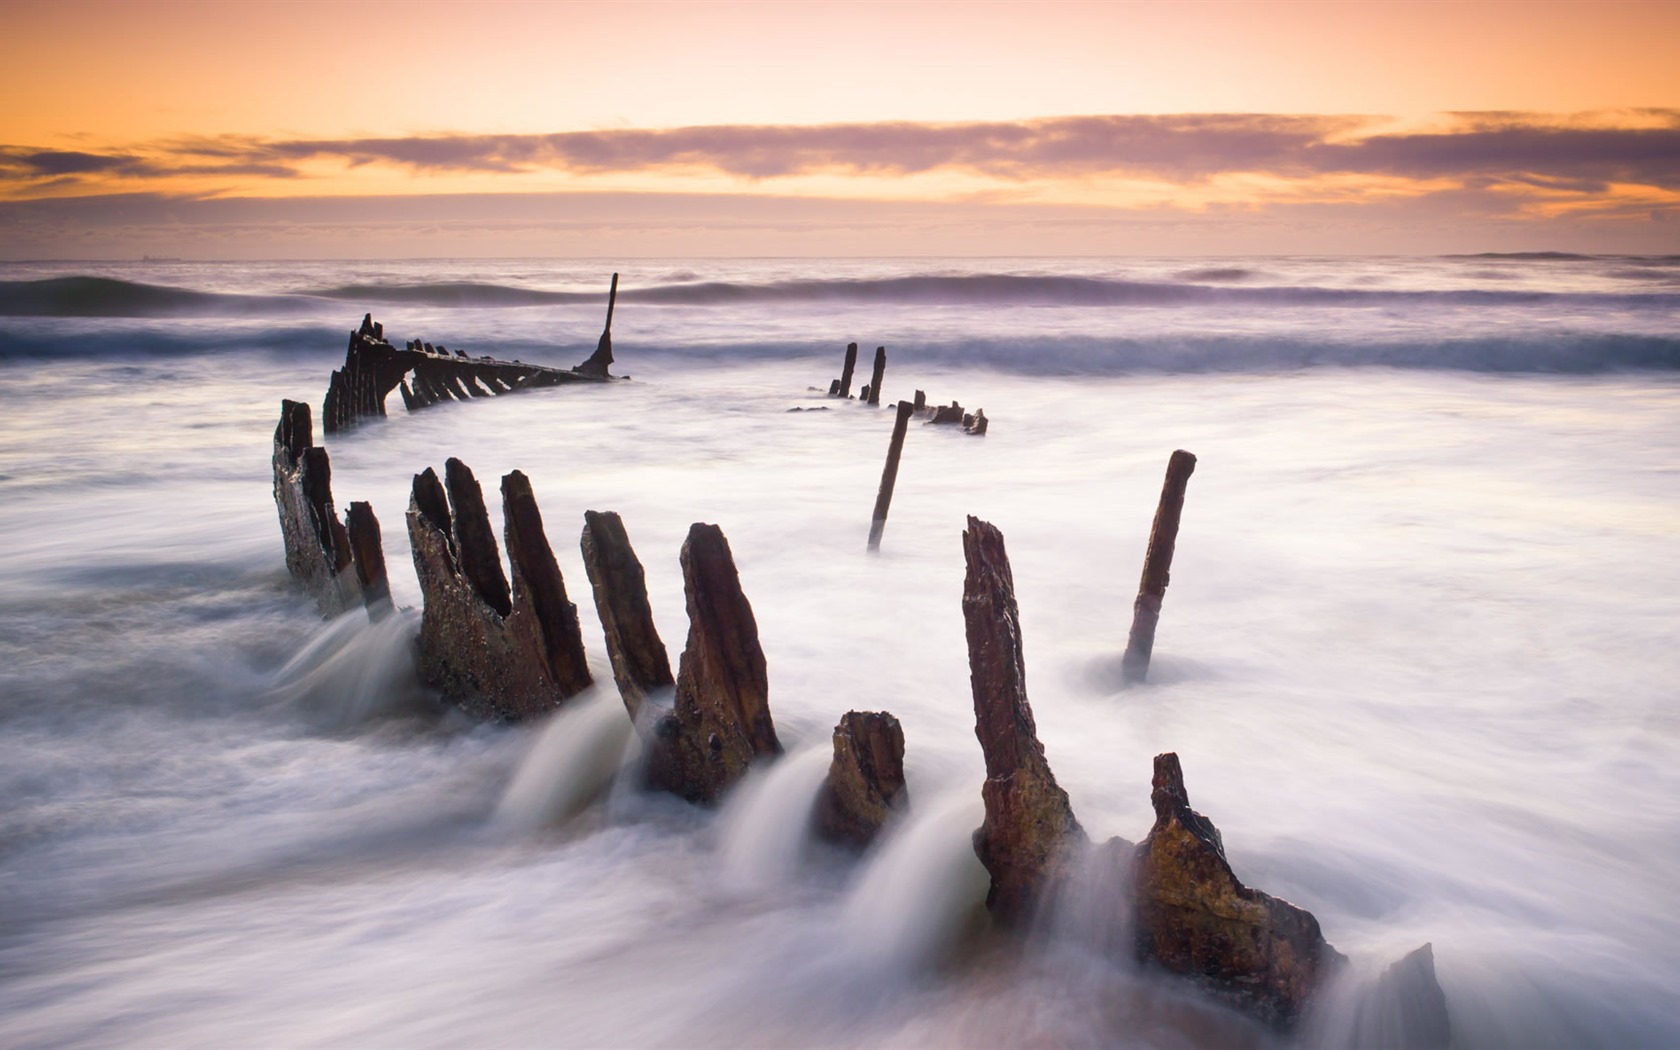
[2, 0, 1677, 258]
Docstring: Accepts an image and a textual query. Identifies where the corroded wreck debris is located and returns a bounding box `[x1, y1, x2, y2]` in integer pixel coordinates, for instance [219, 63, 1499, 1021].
[272, 399, 362, 617]
[324, 275, 626, 433]
[962, 516, 1086, 925]
[1133, 752, 1346, 1026]
[959, 515, 1436, 1032]
[406, 458, 591, 719]
[815, 710, 907, 849]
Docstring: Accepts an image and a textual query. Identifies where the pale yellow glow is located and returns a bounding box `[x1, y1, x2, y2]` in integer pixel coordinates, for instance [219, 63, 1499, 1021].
[4, 1, 1678, 148]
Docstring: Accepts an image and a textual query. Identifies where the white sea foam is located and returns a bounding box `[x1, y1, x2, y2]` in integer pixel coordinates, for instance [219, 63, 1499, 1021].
[0, 256, 1676, 1047]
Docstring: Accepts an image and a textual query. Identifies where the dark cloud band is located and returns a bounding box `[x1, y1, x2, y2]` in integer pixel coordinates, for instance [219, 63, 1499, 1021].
[5, 111, 1678, 192]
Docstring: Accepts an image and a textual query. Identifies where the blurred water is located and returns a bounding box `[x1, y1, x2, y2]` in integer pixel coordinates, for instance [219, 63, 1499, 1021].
[0, 257, 1676, 1047]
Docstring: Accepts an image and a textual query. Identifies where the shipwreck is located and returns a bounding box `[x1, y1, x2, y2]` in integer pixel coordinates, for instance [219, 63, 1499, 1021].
[321, 274, 625, 434]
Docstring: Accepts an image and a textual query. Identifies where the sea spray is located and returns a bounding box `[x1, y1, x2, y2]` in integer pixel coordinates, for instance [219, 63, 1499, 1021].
[265, 607, 429, 729]
[837, 787, 991, 976]
[493, 688, 636, 832]
[716, 746, 832, 891]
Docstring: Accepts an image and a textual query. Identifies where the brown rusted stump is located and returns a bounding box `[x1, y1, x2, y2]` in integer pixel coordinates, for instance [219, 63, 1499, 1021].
[867, 400, 916, 551]
[644, 523, 781, 804]
[579, 509, 674, 725]
[867, 345, 886, 405]
[272, 399, 362, 617]
[838, 342, 859, 398]
[964, 408, 988, 436]
[407, 461, 591, 720]
[930, 401, 964, 424]
[815, 710, 907, 849]
[963, 516, 1085, 926]
[913, 389, 927, 413]
[344, 500, 390, 620]
[502, 471, 592, 697]
[1121, 450, 1196, 684]
[1132, 752, 1345, 1026]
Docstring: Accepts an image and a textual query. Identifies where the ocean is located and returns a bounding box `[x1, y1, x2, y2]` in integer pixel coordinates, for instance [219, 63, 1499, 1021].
[1, 255, 1677, 1048]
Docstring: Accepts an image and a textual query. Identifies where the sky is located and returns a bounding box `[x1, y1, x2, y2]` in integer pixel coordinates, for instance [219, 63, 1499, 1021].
[2, 0, 1678, 258]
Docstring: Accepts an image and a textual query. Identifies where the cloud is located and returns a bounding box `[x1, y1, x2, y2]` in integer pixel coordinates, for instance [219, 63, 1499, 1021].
[5, 111, 1677, 207]
[4, 185, 1676, 261]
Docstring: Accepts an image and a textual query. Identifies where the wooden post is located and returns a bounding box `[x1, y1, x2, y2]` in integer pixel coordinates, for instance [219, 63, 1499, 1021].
[913, 389, 926, 412]
[1121, 450, 1197, 684]
[867, 346, 886, 405]
[867, 400, 915, 551]
[839, 342, 859, 398]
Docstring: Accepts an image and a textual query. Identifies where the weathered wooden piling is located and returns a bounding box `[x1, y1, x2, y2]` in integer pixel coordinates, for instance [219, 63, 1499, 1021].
[962, 516, 1085, 925]
[344, 500, 391, 619]
[502, 470, 593, 697]
[272, 399, 362, 616]
[867, 400, 916, 551]
[643, 523, 781, 804]
[1133, 752, 1345, 1026]
[579, 509, 674, 725]
[867, 346, 886, 405]
[913, 389, 926, 412]
[407, 459, 592, 719]
[815, 710, 907, 849]
[443, 457, 512, 618]
[1121, 449, 1197, 685]
[838, 342, 859, 398]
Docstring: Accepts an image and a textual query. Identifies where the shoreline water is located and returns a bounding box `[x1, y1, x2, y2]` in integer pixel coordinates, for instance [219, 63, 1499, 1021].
[1, 256, 1676, 1047]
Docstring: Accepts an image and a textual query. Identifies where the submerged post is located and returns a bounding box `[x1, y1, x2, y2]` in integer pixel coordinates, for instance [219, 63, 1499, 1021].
[1121, 450, 1197, 684]
[867, 400, 915, 551]
[867, 346, 886, 405]
[838, 342, 859, 398]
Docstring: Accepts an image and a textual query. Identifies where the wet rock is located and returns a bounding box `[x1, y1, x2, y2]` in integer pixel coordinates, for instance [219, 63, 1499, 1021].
[815, 710, 907, 849]
[407, 459, 591, 720]
[643, 523, 782, 804]
[579, 509, 674, 726]
[272, 399, 362, 616]
[1131, 752, 1345, 1027]
[963, 516, 1085, 925]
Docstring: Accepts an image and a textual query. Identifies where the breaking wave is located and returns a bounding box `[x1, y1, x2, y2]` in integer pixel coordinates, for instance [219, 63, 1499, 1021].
[0, 276, 312, 318]
[303, 282, 589, 307]
[616, 274, 1680, 310]
[9, 271, 1680, 317]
